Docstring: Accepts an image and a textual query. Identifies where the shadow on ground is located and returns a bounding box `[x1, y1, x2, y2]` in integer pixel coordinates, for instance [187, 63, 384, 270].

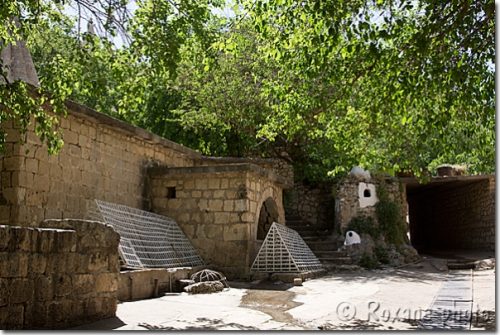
[69, 317, 126, 330]
[138, 317, 259, 330]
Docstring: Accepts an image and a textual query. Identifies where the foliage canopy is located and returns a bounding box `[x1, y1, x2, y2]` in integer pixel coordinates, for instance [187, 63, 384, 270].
[0, 0, 495, 181]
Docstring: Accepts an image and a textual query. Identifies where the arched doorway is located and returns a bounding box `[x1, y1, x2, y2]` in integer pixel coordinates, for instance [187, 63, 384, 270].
[257, 197, 280, 240]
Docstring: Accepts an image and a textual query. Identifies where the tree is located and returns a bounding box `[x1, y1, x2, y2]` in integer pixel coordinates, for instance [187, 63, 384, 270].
[2, 0, 494, 182]
[228, 0, 495, 178]
[0, 0, 222, 153]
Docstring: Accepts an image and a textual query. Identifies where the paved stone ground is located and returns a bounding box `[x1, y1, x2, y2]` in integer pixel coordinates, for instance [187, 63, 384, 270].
[73, 256, 495, 331]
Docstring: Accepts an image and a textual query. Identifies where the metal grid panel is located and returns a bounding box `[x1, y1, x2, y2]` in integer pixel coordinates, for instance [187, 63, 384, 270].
[89, 200, 204, 269]
[251, 222, 323, 273]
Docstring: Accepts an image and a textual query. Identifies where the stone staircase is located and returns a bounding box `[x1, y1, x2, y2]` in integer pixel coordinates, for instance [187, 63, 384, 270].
[285, 215, 355, 271]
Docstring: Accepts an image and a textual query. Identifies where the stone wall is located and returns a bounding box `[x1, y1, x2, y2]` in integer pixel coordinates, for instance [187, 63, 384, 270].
[0, 219, 120, 329]
[149, 164, 287, 279]
[118, 267, 202, 301]
[284, 181, 335, 228]
[335, 176, 407, 233]
[407, 177, 495, 251]
[198, 156, 294, 186]
[0, 100, 201, 227]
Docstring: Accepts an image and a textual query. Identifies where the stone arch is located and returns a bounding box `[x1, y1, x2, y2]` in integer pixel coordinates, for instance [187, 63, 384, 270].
[257, 197, 280, 240]
[253, 187, 285, 241]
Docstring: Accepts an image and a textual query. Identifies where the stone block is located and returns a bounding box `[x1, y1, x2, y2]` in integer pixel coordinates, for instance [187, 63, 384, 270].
[25, 158, 38, 173]
[63, 130, 79, 145]
[53, 231, 77, 253]
[203, 225, 223, 240]
[37, 160, 50, 176]
[223, 224, 248, 241]
[83, 298, 99, 318]
[108, 254, 120, 272]
[208, 200, 223, 212]
[10, 278, 34, 304]
[48, 300, 70, 323]
[53, 274, 72, 297]
[2, 157, 20, 171]
[88, 253, 109, 273]
[34, 275, 53, 302]
[0, 278, 9, 307]
[223, 200, 234, 212]
[234, 199, 247, 212]
[208, 179, 220, 189]
[195, 179, 208, 189]
[184, 180, 195, 189]
[1, 172, 11, 188]
[177, 213, 190, 223]
[100, 296, 117, 317]
[2, 187, 24, 204]
[0, 304, 24, 329]
[202, 190, 213, 198]
[73, 274, 96, 294]
[74, 254, 89, 274]
[0, 252, 28, 277]
[31, 253, 47, 274]
[95, 273, 118, 293]
[197, 199, 208, 211]
[37, 229, 56, 253]
[0, 227, 10, 252]
[213, 190, 225, 198]
[214, 212, 230, 224]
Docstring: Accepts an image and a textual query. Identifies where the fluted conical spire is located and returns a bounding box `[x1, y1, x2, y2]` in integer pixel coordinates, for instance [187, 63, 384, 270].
[0, 18, 40, 87]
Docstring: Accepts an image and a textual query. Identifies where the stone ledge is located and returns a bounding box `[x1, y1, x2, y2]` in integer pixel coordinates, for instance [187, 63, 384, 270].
[148, 163, 291, 188]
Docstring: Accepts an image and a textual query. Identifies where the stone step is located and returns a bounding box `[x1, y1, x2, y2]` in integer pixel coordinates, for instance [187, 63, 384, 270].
[302, 236, 336, 243]
[307, 240, 343, 251]
[323, 264, 362, 272]
[313, 250, 348, 258]
[447, 261, 476, 270]
[304, 238, 342, 251]
[284, 219, 307, 226]
[318, 257, 353, 265]
[286, 225, 318, 233]
[295, 231, 332, 239]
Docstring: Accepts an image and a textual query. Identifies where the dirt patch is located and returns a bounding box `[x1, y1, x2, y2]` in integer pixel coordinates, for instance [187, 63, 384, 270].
[240, 289, 303, 326]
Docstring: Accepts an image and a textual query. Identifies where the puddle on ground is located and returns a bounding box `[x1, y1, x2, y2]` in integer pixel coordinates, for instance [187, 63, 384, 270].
[239, 289, 303, 326]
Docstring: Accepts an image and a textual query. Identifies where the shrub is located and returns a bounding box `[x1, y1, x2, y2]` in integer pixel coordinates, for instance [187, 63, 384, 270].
[375, 199, 406, 245]
[359, 252, 379, 269]
[347, 215, 379, 237]
[374, 245, 390, 264]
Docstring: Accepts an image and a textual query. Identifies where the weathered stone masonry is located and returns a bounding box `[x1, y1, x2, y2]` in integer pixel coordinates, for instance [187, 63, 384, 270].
[0, 219, 119, 329]
[0, 100, 201, 227]
[0, 95, 291, 328]
[407, 176, 495, 252]
[149, 163, 288, 279]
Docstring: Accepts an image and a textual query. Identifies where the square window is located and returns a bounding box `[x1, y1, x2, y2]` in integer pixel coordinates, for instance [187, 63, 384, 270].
[166, 187, 176, 199]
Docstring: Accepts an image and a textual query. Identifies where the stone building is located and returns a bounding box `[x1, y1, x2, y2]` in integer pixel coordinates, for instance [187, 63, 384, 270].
[334, 170, 495, 253]
[0, 39, 293, 328]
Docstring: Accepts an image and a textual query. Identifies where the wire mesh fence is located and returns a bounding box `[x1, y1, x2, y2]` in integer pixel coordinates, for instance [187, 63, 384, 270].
[88, 200, 204, 269]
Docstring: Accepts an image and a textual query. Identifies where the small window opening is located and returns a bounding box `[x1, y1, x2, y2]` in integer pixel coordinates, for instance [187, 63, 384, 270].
[166, 187, 176, 199]
[363, 189, 371, 197]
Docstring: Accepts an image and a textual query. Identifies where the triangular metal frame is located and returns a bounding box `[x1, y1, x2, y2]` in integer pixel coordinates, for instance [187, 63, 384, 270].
[251, 222, 323, 273]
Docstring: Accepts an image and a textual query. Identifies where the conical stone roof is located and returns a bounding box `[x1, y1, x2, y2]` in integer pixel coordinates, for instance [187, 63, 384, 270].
[1, 18, 40, 87]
